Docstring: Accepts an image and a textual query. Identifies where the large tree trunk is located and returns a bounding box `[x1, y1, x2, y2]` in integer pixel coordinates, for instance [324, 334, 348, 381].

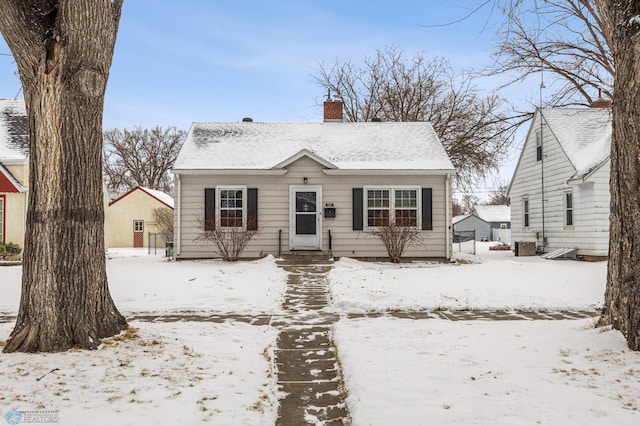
[0, 0, 127, 353]
[595, 1, 640, 350]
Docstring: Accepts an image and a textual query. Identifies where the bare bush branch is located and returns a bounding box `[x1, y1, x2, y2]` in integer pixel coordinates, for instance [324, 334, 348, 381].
[152, 208, 174, 241]
[369, 218, 423, 263]
[194, 216, 257, 262]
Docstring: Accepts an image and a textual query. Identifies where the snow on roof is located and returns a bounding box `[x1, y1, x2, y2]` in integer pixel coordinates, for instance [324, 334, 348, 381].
[540, 108, 611, 179]
[110, 186, 174, 209]
[173, 122, 455, 171]
[140, 187, 174, 209]
[0, 99, 28, 162]
[0, 161, 26, 192]
[452, 214, 469, 225]
[472, 205, 510, 223]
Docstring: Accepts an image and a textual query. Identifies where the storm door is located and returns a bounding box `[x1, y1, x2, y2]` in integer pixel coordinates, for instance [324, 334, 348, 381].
[289, 186, 322, 250]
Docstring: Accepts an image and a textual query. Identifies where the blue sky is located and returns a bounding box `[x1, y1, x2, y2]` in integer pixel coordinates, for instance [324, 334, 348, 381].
[0, 0, 510, 130]
[0, 1, 529, 188]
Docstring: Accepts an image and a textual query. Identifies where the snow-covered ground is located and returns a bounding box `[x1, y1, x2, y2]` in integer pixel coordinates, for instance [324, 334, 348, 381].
[328, 244, 606, 312]
[335, 318, 639, 425]
[0, 250, 286, 425]
[0, 245, 638, 425]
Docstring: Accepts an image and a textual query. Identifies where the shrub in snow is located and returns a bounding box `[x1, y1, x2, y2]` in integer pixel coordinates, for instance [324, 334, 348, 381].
[0, 242, 22, 260]
[370, 219, 423, 263]
[195, 216, 257, 262]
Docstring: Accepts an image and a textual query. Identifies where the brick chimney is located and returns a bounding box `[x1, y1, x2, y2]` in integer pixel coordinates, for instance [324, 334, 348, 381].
[323, 99, 343, 122]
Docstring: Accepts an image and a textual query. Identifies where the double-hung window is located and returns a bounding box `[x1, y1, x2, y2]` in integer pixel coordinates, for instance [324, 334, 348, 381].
[394, 189, 418, 226]
[536, 130, 543, 162]
[366, 187, 419, 228]
[219, 187, 245, 228]
[367, 189, 390, 227]
[565, 191, 573, 228]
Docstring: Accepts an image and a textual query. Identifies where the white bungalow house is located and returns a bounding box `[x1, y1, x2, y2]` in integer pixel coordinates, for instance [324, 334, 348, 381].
[508, 105, 611, 259]
[0, 99, 28, 250]
[172, 100, 456, 260]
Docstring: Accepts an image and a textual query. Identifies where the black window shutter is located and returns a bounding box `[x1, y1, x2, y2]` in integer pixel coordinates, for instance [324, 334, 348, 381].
[204, 188, 216, 230]
[352, 188, 363, 230]
[422, 188, 433, 230]
[247, 188, 258, 231]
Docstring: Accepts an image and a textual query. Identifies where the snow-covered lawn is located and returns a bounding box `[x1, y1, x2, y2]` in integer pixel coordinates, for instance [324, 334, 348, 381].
[0, 250, 286, 425]
[335, 318, 639, 425]
[328, 245, 606, 313]
[0, 245, 638, 425]
[0, 321, 278, 425]
[327, 244, 639, 425]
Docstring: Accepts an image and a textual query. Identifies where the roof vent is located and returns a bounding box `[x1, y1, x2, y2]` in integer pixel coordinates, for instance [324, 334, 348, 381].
[371, 117, 382, 122]
[242, 117, 253, 122]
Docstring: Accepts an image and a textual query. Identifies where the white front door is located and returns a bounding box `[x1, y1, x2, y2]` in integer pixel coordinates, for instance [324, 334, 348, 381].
[290, 186, 322, 250]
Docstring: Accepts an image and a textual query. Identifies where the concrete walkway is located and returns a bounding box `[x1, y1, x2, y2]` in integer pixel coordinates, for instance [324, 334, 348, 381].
[273, 254, 349, 426]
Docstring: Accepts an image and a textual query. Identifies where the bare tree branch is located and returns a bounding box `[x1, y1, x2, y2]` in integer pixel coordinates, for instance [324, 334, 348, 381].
[103, 125, 185, 198]
[312, 46, 516, 189]
[490, 0, 613, 107]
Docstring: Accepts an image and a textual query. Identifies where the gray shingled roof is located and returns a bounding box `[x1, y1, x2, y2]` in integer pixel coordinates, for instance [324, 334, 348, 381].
[540, 108, 611, 179]
[174, 121, 455, 171]
[472, 205, 511, 223]
[0, 99, 29, 161]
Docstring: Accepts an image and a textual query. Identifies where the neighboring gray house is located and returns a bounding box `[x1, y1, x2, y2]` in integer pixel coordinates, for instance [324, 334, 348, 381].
[508, 105, 611, 259]
[452, 213, 490, 241]
[172, 100, 456, 260]
[452, 205, 510, 242]
[472, 204, 511, 242]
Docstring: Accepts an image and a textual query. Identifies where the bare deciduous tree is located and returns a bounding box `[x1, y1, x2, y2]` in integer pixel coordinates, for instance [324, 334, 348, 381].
[491, 0, 613, 107]
[593, 0, 640, 351]
[313, 46, 517, 188]
[0, 0, 128, 353]
[103, 126, 185, 198]
[486, 179, 511, 206]
[458, 193, 480, 215]
[452, 199, 465, 217]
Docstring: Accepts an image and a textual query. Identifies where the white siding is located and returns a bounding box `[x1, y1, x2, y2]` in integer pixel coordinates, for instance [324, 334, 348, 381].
[175, 156, 451, 259]
[509, 112, 610, 257]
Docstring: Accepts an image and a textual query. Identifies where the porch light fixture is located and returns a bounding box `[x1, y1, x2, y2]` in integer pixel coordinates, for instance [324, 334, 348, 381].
[303, 177, 308, 184]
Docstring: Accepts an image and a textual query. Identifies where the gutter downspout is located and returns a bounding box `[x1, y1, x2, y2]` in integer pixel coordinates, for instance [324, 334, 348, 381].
[539, 109, 546, 253]
[445, 173, 452, 260]
[175, 173, 181, 258]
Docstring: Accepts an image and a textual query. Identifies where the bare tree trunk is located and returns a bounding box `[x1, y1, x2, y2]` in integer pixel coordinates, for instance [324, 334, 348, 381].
[0, 0, 127, 352]
[595, 1, 640, 350]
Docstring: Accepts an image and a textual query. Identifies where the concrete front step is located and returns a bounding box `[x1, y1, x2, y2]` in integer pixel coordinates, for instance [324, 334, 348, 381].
[279, 251, 334, 262]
